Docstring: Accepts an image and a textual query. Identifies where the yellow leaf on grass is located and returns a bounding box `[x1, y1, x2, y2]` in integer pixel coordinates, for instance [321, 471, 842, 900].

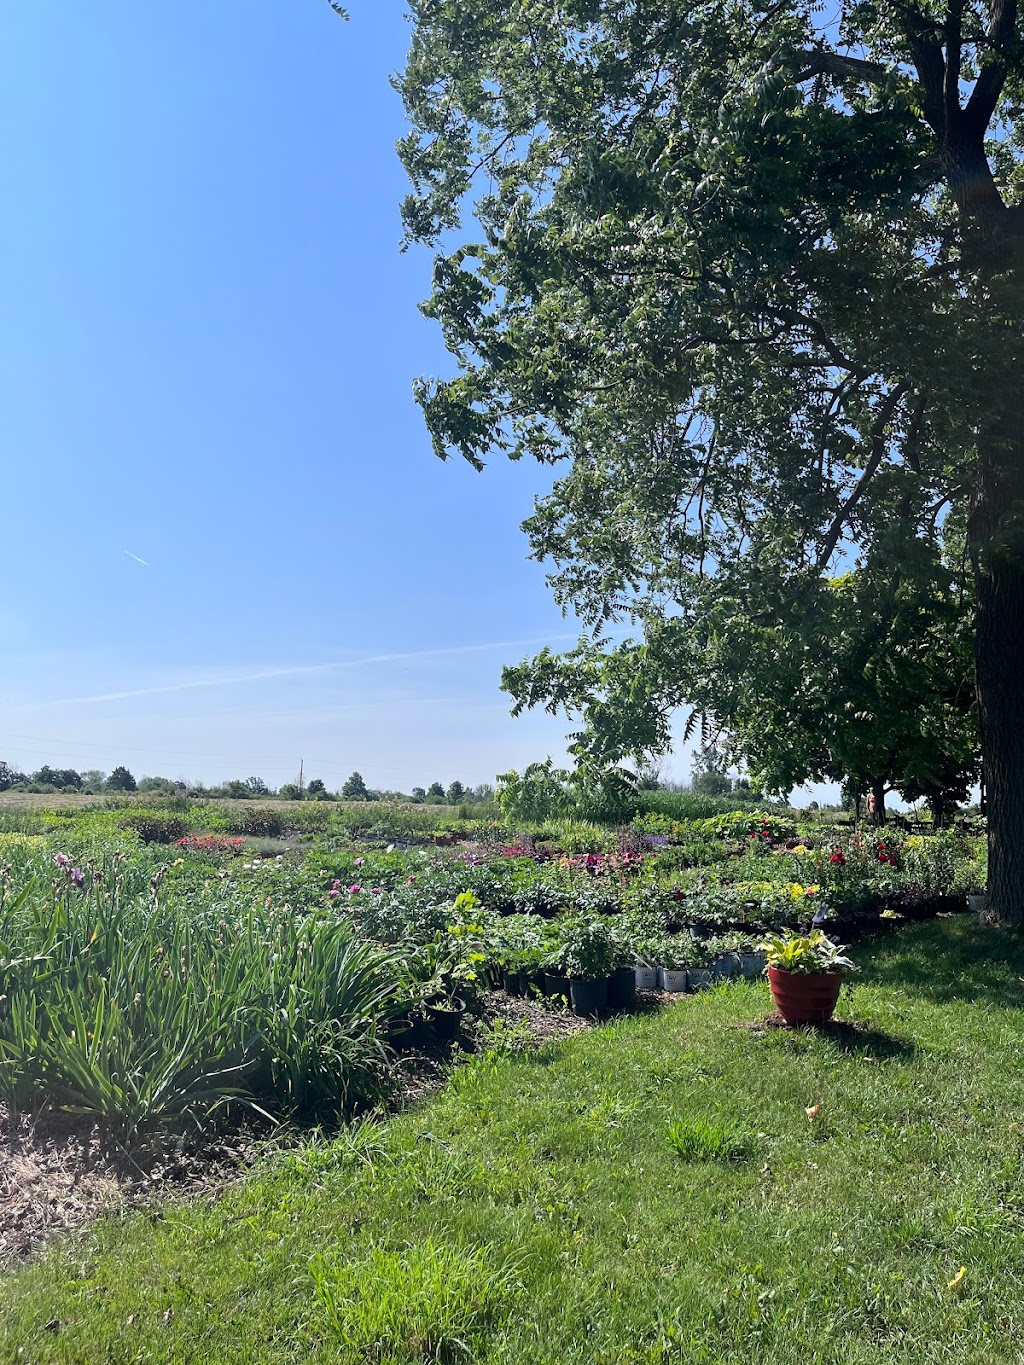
[947, 1266, 967, 1292]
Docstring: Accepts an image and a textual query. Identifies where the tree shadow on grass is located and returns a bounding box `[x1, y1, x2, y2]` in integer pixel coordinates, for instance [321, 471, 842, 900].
[858, 918, 1024, 1009]
[743, 1014, 917, 1061]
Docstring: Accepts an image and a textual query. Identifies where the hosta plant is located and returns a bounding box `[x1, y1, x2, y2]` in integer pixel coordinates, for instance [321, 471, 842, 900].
[760, 929, 856, 975]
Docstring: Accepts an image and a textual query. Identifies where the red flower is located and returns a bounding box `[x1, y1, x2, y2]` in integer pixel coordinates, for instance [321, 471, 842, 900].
[829, 850, 846, 866]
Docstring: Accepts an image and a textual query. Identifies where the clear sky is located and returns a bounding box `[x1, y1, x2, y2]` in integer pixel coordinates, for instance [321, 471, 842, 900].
[0, 1, 585, 791]
[0, 3, 833, 801]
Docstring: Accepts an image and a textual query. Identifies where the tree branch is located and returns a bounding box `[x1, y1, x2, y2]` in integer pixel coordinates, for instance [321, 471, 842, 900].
[795, 50, 889, 84]
[963, 0, 1018, 136]
[816, 384, 911, 569]
[895, 1, 947, 133]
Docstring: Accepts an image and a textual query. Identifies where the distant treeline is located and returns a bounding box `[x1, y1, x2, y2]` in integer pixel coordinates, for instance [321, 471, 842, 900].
[0, 761, 495, 806]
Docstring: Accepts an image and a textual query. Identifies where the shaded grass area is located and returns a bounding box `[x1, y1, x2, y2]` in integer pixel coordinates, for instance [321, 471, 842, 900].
[3, 918, 1024, 1363]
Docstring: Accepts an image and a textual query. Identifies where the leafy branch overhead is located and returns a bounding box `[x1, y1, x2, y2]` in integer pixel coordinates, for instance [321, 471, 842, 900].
[400, 0, 1024, 917]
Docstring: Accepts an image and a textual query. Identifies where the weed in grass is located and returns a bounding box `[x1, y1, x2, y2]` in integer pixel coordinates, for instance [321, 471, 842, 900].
[666, 1115, 754, 1164]
[310, 1239, 522, 1362]
[475, 1016, 537, 1058]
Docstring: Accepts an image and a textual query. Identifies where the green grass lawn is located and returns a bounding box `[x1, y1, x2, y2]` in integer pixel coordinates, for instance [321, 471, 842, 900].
[4, 918, 1024, 1363]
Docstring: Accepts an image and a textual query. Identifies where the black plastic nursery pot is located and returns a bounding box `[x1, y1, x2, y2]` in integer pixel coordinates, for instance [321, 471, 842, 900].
[607, 965, 637, 1009]
[425, 996, 467, 1041]
[543, 971, 570, 1000]
[503, 969, 526, 996]
[569, 976, 609, 1017]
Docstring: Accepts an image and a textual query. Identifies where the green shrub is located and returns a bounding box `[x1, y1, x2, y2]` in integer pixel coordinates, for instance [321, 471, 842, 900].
[635, 789, 764, 821]
[226, 806, 283, 838]
[117, 811, 189, 844]
[699, 811, 798, 842]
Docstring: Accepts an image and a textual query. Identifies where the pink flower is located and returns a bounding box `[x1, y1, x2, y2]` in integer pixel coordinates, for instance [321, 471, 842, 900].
[328, 890, 340, 899]
[348, 884, 362, 895]
[407, 875, 416, 884]
[354, 858, 364, 867]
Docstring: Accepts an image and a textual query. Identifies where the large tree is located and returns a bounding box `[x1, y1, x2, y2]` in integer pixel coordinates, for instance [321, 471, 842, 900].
[400, 0, 1024, 921]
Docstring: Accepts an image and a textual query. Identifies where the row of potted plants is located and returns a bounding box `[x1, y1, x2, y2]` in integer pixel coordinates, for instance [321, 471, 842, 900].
[494, 915, 861, 1028]
[497, 915, 633, 1015]
[633, 930, 766, 992]
[494, 917, 775, 1015]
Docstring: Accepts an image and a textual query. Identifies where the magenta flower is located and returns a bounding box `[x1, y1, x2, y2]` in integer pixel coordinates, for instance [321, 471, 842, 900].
[354, 858, 364, 866]
[348, 884, 362, 895]
[54, 853, 70, 869]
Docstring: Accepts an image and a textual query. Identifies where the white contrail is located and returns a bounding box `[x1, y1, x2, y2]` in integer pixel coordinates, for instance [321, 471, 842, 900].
[124, 551, 149, 566]
[10, 635, 580, 709]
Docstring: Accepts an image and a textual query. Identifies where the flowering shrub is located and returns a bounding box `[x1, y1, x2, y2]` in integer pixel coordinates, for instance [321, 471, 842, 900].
[176, 835, 246, 855]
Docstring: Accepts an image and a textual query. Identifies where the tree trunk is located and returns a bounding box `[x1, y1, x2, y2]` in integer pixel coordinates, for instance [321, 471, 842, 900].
[869, 779, 887, 827]
[927, 792, 946, 829]
[970, 387, 1024, 927]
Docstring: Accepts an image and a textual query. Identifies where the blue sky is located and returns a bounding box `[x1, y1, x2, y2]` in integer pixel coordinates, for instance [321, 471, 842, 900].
[0, 2, 616, 791]
[0, 2, 833, 800]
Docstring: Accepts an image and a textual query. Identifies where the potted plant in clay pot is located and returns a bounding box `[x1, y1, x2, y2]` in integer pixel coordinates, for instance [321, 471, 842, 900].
[550, 916, 618, 1016]
[760, 929, 856, 1026]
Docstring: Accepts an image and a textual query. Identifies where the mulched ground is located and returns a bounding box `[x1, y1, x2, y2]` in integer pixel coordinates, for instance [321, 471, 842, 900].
[0, 988, 672, 1269]
[0, 1108, 275, 1266]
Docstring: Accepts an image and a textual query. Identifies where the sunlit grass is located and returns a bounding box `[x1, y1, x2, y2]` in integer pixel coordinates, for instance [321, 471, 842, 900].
[3, 919, 1023, 1362]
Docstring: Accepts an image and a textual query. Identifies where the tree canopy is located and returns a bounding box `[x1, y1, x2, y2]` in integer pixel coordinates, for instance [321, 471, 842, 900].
[400, 0, 1024, 918]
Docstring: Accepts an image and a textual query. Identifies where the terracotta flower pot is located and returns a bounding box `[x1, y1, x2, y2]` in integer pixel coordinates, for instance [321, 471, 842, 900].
[767, 966, 842, 1026]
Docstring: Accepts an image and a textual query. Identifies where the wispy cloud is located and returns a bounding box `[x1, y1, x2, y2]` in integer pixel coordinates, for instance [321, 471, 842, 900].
[12, 636, 580, 709]
[124, 551, 149, 566]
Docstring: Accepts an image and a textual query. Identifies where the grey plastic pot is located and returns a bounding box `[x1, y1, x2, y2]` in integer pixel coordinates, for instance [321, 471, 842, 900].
[711, 952, 739, 980]
[687, 966, 713, 991]
[659, 966, 689, 993]
[634, 963, 659, 990]
[738, 951, 767, 978]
